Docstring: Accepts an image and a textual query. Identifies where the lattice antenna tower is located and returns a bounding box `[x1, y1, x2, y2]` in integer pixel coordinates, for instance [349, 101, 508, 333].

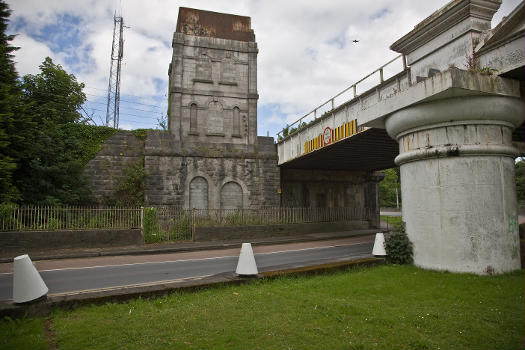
[106, 13, 124, 128]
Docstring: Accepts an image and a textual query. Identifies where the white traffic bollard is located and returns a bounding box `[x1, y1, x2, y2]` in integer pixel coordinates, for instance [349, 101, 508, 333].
[372, 233, 387, 256]
[13, 254, 49, 303]
[235, 243, 258, 276]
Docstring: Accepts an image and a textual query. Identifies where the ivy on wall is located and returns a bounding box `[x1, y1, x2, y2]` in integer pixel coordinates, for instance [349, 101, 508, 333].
[113, 158, 145, 207]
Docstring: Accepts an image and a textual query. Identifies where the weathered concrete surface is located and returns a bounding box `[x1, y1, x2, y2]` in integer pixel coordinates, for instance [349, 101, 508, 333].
[390, 0, 500, 83]
[386, 94, 523, 274]
[0, 229, 143, 256]
[383, 0, 524, 274]
[277, 67, 522, 167]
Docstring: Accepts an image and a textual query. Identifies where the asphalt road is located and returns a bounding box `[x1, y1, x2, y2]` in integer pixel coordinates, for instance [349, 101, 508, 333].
[0, 241, 373, 301]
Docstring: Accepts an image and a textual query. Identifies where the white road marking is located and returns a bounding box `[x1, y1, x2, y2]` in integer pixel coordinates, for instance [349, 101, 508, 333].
[0, 241, 372, 275]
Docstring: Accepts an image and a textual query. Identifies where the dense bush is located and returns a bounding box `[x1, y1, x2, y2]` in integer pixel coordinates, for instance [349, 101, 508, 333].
[385, 221, 413, 265]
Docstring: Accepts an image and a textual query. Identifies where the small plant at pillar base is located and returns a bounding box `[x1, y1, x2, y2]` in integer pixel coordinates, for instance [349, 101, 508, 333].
[384, 221, 413, 265]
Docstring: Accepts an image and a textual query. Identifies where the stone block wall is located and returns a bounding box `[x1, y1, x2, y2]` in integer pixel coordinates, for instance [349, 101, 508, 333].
[280, 168, 383, 228]
[144, 131, 280, 208]
[1, 229, 143, 256]
[84, 131, 144, 201]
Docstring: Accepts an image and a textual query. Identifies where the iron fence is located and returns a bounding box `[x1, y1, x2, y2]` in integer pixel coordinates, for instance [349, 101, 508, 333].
[0, 206, 142, 232]
[0, 205, 375, 243]
[191, 207, 373, 227]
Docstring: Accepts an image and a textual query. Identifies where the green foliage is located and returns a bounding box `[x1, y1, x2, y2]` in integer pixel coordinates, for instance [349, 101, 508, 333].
[0, 0, 28, 203]
[8, 266, 523, 349]
[280, 121, 309, 140]
[143, 207, 191, 243]
[143, 207, 161, 243]
[379, 167, 401, 207]
[131, 128, 148, 141]
[21, 57, 85, 125]
[0, 5, 109, 206]
[464, 53, 498, 75]
[9, 57, 111, 206]
[60, 124, 117, 166]
[385, 221, 413, 265]
[156, 113, 168, 130]
[114, 159, 145, 206]
[515, 158, 524, 202]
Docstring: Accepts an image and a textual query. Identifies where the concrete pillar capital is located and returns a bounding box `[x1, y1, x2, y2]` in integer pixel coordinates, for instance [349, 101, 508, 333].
[385, 96, 524, 140]
[386, 95, 523, 274]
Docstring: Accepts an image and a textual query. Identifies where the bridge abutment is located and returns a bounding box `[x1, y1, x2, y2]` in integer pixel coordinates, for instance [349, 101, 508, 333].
[386, 96, 523, 274]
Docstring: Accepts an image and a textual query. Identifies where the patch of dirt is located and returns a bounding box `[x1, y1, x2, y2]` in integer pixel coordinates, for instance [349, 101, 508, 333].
[44, 318, 58, 350]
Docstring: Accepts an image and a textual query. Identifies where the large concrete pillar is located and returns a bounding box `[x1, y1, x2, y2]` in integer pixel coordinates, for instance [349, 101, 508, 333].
[385, 95, 524, 274]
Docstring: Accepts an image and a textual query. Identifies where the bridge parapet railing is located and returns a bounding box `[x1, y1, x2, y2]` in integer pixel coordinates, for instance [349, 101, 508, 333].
[277, 54, 407, 142]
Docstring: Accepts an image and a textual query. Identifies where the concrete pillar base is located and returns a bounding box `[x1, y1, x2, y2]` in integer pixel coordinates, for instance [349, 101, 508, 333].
[386, 96, 524, 274]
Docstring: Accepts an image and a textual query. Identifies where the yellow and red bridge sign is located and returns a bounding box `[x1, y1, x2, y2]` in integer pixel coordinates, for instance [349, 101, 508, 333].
[304, 119, 358, 154]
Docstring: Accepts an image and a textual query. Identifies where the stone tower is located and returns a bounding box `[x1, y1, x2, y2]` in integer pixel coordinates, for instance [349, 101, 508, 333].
[168, 7, 258, 153]
[157, 7, 279, 209]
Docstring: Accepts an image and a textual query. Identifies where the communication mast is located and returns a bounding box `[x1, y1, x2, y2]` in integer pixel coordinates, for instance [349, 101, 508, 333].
[106, 13, 124, 129]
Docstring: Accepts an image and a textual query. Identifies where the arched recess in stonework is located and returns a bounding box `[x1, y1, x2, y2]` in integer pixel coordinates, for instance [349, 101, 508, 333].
[220, 181, 243, 209]
[190, 103, 198, 133]
[189, 176, 208, 209]
[233, 107, 240, 136]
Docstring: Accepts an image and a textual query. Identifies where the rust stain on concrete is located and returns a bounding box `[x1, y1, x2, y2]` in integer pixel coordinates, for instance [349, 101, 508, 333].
[176, 7, 255, 42]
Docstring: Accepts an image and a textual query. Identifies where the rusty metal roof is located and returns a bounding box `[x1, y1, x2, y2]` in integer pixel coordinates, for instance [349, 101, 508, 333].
[176, 7, 255, 42]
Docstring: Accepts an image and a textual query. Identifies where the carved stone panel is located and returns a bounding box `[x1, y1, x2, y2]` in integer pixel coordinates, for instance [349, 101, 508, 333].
[189, 176, 208, 209]
[207, 101, 224, 135]
[220, 181, 243, 209]
[195, 54, 212, 82]
[220, 56, 237, 84]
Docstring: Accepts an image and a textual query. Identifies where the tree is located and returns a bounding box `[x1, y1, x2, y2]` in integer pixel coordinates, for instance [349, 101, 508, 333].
[15, 57, 90, 205]
[379, 167, 401, 208]
[0, 0, 34, 203]
[21, 57, 86, 125]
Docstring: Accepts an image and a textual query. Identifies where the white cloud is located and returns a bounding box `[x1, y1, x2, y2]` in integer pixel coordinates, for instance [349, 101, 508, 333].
[11, 34, 56, 75]
[6, 0, 522, 134]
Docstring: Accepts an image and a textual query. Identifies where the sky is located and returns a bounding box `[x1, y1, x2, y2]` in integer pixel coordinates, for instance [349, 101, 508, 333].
[6, 0, 522, 139]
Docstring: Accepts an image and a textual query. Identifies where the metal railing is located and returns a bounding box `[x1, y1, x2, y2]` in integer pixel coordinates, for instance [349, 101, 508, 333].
[191, 207, 373, 227]
[0, 206, 142, 232]
[1, 206, 375, 243]
[277, 54, 406, 140]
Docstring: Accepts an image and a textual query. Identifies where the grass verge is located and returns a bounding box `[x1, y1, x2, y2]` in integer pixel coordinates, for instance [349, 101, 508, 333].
[1, 265, 523, 349]
[381, 215, 402, 229]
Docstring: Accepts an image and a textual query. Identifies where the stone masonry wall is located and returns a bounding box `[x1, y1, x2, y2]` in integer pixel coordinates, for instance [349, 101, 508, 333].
[83, 131, 144, 202]
[280, 168, 383, 228]
[144, 131, 279, 208]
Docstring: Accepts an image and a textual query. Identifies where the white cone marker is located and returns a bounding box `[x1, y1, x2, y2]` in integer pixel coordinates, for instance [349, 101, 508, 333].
[13, 254, 48, 303]
[372, 233, 387, 256]
[235, 243, 258, 276]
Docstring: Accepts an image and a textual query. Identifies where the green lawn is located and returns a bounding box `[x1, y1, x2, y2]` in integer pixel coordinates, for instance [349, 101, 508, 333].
[1, 265, 524, 350]
[381, 215, 403, 229]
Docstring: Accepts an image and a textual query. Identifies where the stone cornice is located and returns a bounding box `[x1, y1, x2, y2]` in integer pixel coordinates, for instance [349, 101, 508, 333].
[390, 0, 501, 54]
